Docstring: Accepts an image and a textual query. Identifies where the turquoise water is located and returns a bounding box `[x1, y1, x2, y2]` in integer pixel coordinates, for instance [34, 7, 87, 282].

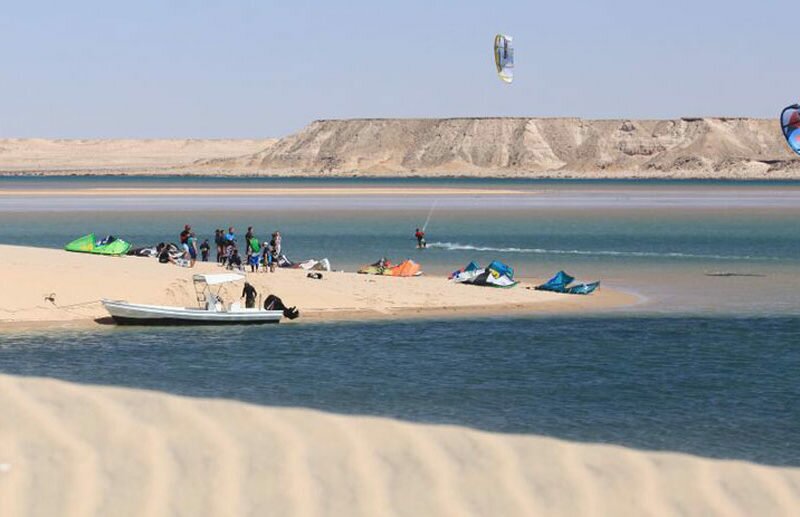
[0, 178, 798, 465]
[2, 205, 798, 314]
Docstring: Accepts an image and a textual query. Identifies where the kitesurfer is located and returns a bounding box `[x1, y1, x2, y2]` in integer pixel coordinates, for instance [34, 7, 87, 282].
[415, 228, 426, 249]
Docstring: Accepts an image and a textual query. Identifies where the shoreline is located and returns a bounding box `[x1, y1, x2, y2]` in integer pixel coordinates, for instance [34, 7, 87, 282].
[4, 168, 800, 180]
[4, 173, 800, 184]
[0, 186, 530, 197]
[0, 290, 642, 332]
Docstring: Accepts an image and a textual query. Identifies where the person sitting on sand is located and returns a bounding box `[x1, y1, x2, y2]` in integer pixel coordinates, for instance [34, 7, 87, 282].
[227, 248, 243, 271]
[225, 241, 236, 266]
[157, 243, 176, 265]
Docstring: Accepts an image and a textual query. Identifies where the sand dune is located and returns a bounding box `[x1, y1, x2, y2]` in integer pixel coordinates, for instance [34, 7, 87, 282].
[0, 373, 797, 516]
[2, 118, 799, 178]
[0, 245, 631, 327]
[0, 138, 273, 173]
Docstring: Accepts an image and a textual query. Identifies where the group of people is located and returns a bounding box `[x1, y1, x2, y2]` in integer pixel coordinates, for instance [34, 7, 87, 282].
[212, 226, 283, 272]
[164, 224, 424, 270]
[159, 224, 283, 271]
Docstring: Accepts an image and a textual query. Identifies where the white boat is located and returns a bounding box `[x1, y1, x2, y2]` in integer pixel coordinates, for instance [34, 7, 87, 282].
[102, 273, 285, 325]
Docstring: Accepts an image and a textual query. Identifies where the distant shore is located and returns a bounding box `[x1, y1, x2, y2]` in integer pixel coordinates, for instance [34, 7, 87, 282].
[2, 117, 800, 179]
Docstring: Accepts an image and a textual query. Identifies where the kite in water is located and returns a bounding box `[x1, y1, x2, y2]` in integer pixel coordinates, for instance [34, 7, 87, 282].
[780, 104, 800, 155]
[494, 34, 514, 83]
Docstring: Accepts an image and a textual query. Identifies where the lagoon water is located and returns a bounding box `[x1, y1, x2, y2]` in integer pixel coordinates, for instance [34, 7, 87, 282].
[1, 178, 798, 465]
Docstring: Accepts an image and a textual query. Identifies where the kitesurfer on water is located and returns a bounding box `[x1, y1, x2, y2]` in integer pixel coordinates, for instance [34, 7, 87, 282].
[415, 228, 426, 249]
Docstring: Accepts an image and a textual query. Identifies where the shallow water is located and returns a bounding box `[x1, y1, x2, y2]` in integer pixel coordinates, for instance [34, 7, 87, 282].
[1, 203, 798, 314]
[1, 316, 798, 466]
[0, 178, 798, 465]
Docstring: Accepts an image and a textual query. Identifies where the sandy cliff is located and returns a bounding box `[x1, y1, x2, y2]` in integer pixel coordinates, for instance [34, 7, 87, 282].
[3, 118, 799, 178]
[203, 117, 800, 178]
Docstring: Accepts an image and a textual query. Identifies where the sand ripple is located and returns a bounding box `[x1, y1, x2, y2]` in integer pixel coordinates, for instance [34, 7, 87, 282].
[0, 374, 798, 516]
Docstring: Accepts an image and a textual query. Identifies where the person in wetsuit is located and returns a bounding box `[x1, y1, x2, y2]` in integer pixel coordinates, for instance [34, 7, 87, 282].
[414, 228, 426, 248]
[199, 239, 210, 262]
[228, 248, 243, 270]
[241, 281, 257, 309]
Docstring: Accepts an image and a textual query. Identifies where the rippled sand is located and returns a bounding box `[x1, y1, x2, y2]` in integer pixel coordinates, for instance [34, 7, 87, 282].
[0, 374, 798, 516]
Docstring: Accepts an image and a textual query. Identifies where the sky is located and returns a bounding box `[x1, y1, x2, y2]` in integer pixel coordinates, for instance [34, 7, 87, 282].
[0, 0, 795, 138]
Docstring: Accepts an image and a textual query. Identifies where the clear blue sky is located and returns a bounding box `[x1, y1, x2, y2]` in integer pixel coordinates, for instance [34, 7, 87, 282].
[0, 0, 793, 138]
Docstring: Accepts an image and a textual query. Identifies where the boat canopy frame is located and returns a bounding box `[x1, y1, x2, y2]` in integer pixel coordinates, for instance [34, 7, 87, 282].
[192, 273, 246, 309]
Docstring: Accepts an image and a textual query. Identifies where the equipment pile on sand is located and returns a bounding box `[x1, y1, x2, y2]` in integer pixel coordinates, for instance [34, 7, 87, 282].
[449, 260, 517, 288]
[358, 258, 422, 277]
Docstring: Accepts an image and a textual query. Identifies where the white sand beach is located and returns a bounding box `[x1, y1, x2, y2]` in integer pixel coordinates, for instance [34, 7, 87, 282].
[0, 245, 634, 327]
[0, 373, 797, 516]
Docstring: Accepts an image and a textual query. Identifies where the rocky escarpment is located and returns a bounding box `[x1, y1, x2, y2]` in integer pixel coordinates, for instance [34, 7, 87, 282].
[202, 117, 800, 178]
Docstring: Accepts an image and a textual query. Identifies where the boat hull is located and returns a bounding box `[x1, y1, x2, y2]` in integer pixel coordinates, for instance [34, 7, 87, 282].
[102, 300, 283, 326]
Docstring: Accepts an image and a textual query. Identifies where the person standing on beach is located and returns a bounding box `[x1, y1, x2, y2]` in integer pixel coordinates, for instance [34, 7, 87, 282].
[225, 227, 237, 248]
[187, 232, 198, 268]
[215, 229, 225, 264]
[244, 226, 259, 272]
[262, 240, 273, 272]
[241, 281, 257, 309]
[269, 231, 282, 272]
[180, 224, 191, 247]
[247, 236, 260, 272]
[224, 226, 237, 266]
[199, 238, 210, 262]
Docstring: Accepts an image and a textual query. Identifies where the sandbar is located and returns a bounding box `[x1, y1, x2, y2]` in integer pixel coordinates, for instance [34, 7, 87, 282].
[0, 245, 635, 328]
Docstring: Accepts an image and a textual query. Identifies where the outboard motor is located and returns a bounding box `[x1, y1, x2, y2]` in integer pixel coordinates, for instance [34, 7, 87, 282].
[264, 294, 299, 320]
